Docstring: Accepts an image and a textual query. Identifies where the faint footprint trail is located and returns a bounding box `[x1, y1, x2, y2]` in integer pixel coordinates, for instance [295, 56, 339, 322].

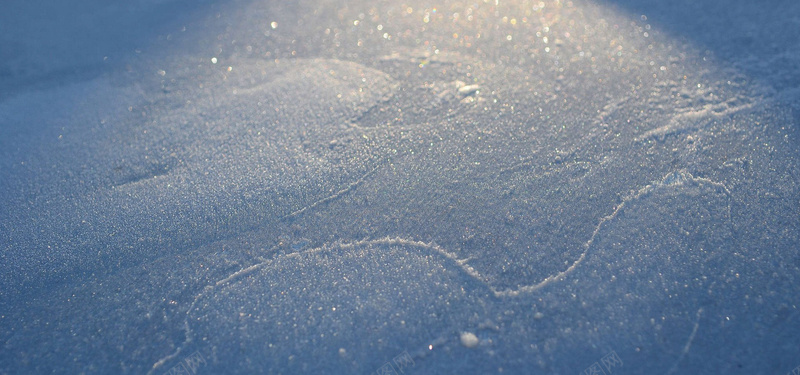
[280, 162, 384, 221]
[149, 170, 732, 373]
[494, 169, 733, 297]
[666, 307, 704, 375]
[634, 86, 758, 143]
[147, 237, 490, 375]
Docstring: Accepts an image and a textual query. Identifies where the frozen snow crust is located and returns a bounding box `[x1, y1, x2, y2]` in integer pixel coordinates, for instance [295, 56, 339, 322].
[1, 0, 798, 374]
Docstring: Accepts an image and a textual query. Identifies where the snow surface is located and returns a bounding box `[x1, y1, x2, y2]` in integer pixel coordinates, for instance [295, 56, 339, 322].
[1, 0, 799, 374]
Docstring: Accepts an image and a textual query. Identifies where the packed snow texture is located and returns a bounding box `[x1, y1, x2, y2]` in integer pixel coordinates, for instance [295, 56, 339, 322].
[1, 0, 798, 374]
